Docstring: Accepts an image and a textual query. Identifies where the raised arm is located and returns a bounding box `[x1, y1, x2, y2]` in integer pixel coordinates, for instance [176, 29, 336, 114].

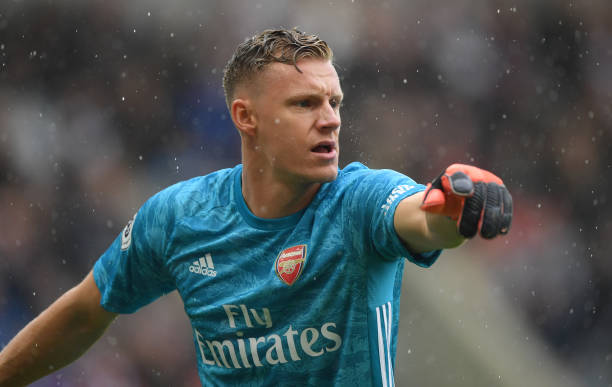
[394, 164, 513, 253]
[0, 271, 117, 386]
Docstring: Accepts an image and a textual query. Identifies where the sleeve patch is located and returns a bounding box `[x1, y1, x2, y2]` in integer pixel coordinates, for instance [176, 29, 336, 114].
[380, 185, 415, 215]
[120, 213, 137, 250]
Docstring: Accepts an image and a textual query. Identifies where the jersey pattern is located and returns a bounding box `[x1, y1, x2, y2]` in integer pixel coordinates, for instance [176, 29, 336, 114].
[93, 162, 441, 386]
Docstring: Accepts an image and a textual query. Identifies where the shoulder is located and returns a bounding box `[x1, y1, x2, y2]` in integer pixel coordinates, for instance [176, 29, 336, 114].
[334, 162, 418, 187]
[316, 162, 415, 204]
[144, 165, 239, 218]
[333, 161, 370, 186]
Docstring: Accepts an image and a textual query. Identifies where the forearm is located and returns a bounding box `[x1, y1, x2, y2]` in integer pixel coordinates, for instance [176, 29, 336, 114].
[394, 192, 465, 253]
[0, 272, 116, 386]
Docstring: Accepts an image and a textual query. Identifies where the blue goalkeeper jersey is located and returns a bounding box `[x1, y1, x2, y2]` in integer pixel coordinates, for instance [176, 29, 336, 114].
[93, 162, 441, 386]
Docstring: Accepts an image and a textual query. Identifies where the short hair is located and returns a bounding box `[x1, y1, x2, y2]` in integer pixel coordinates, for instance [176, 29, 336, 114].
[222, 28, 333, 108]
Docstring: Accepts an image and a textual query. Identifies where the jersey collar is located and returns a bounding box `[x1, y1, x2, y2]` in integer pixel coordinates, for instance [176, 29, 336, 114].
[233, 165, 306, 231]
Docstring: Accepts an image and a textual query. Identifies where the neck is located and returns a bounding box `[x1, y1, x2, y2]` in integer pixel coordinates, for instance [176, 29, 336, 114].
[240, 162, 321, 219]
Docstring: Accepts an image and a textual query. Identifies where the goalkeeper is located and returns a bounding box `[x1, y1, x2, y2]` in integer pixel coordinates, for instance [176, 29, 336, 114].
[0, 28, 512, 386]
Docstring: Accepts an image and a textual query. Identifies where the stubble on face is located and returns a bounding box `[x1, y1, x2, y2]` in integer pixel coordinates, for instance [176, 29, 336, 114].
[241, 59, 342, 186]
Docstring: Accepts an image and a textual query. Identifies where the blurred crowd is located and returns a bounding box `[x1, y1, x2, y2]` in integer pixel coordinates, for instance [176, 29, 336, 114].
[1, 0, 610, 385]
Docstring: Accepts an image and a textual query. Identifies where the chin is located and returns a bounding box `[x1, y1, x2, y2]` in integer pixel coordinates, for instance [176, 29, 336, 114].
[322, 169, 339, 182]
[311, 166, 338, 183]
[288, 163, 338, 185]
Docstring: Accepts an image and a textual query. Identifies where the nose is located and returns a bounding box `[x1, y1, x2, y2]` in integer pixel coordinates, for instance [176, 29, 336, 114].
[316, 102, 341, 132]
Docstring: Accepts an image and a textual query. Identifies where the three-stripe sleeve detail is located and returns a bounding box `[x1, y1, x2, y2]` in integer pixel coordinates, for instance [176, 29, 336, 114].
[376, 302, 394, 387]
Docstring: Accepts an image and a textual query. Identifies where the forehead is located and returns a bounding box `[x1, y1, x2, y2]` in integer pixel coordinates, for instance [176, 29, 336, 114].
[257, 58, 343, 98]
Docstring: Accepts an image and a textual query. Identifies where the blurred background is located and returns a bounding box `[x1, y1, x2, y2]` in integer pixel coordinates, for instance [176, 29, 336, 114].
[0, 0, 610, 385]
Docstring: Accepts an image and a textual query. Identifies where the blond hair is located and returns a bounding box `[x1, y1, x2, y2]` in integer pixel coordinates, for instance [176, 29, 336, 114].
[222, 28, 333, 108]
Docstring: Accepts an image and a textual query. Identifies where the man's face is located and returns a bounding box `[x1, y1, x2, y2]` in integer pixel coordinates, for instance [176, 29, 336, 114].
[249, 58, 343, 185]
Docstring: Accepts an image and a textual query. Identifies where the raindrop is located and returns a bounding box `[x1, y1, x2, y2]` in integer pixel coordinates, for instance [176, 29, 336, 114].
[138, 155, 143, 160]
[121, 96, 125, 101]
[548, 90, 559, 101]
[537, 203, 541, 208]
[147, 11, 151, 16]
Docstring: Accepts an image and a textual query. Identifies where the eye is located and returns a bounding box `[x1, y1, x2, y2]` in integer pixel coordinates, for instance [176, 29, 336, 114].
[296, 99, 312, 108]
[329, 98, 342, 109]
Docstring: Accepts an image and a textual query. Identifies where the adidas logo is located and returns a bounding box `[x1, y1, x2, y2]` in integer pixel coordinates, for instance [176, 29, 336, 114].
[189, 253, 217, 277]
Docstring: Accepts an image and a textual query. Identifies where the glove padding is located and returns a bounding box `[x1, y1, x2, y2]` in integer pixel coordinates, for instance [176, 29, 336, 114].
[420, 164, 512, 239]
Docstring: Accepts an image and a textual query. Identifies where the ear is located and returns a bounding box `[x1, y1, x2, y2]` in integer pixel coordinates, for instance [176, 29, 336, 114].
[230, 98, 257, 137]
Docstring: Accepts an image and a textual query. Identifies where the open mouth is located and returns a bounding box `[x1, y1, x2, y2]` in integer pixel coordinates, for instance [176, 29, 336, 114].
[311, 142, 335, 154]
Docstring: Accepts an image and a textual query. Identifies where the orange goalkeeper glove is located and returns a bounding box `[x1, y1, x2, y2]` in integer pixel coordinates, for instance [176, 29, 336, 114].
[420, 164, 513, 239]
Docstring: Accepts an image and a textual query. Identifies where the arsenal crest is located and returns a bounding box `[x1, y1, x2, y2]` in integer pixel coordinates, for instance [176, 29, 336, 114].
[275, 245, 307, 286]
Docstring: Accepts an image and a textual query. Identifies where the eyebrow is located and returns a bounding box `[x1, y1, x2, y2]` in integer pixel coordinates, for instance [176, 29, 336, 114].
[287, 91, 344, 102]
